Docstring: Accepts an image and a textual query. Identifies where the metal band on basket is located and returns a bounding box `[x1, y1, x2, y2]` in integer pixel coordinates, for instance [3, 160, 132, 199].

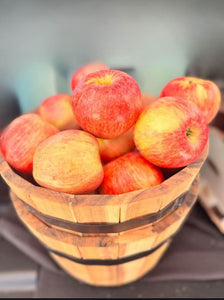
[22, 190, 188, 234]
[47, 236, 172, 266]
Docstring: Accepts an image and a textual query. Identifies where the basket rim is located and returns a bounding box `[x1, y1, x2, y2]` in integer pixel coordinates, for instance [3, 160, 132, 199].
[10, 176, 199, 247]
[0, 143, 208, 207]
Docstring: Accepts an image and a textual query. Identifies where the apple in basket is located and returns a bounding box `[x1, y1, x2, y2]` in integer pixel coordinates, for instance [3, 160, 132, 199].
[0, 113, 59, 174]
[71, 69, 144, 139]
[0, 67, 213, 196]
[33, 130, 104, 194]
[97, 127, 135, 163]
[100, 151, 164, 195]
[134, 97, 209, 169]
[38, 94, 80, 130]
[70, 61, 109, 92]
[160, 76, 221, 123]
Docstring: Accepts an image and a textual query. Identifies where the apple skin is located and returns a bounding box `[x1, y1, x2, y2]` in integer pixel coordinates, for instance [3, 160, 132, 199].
[38, 94, 80, 130]
[33, 130, 104, 194]
[70, 62, 109, 91]
[99, 151, 164, 195]
[134, 97, 209, 169]
[141, 93, 157, 110]
[160, 76, 221, 123]
[72, 69, 143, 139]
[98, 127, 135, 163]
[0, 113, 59, 174]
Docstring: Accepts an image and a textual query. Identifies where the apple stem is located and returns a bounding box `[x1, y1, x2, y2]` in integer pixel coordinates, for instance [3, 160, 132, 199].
[186, 127, 192, 137]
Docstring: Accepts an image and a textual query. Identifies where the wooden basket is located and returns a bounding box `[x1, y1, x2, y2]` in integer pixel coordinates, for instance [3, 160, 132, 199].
[0, 145, 208, 286]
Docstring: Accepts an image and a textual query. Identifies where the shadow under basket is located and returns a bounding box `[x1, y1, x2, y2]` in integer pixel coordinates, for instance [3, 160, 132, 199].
[0, 144, 208, 287]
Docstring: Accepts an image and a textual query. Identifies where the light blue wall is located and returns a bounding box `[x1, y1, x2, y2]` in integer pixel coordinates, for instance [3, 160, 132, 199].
[1, 0, 224, 112]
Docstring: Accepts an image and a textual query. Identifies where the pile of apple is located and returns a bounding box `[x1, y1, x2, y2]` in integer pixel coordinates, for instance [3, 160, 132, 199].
[0, 62, 221, 195]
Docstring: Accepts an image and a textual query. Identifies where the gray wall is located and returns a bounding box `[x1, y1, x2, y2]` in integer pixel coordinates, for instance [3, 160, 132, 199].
[1, 0, 224, 114]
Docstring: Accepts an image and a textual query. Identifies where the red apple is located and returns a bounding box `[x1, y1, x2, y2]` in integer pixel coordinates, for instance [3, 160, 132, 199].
[0, 113, 59, 174]
[160, 76, 221, 123]
[33, 130, 104, 194]
[38, 94, 80, 130]
[72, 69, 143, 139]
[99, 152, 164, 195]
[98, 127, 135, 163]
[134, 97, 209, 168]
[70, 62, 109, 91]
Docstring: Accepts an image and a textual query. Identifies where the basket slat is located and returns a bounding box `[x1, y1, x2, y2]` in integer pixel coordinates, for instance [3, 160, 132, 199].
[10, 177, 198, 262]
[50, 242, 169, 286]
[0, 143, 208, 224]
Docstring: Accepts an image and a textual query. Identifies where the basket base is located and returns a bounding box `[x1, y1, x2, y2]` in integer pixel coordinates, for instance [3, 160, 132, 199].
[50, 241, 170, 287]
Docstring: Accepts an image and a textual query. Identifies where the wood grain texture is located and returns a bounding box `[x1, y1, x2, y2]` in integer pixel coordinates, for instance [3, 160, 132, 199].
[0, 143, 208, 224]
[10, 177, 198, 262]
[50, 242, 169, 286]
[5, 154, 201, 286]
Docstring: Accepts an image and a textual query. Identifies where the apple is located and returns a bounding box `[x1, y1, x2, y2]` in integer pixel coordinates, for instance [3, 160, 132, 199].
[99, 152, 164, 195]
[70, 62, 109, 92]
[141, 93, 157, 110]
[33, 130, 104, 194]
[72, 69, 143, 139]
[134, 97, 209, 168]
[38, 94, 80, 130]
[98, 127, 135, 163]
[0, 113, 59, 174]
[160, 76, 221, 123]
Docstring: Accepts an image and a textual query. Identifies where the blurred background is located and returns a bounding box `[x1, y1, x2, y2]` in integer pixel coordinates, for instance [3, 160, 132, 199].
[1, 0, 224, 298]
[1, 0, 224, 117]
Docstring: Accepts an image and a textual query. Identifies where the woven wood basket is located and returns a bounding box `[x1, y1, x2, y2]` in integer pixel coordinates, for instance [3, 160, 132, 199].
[0, 144, 208, 286]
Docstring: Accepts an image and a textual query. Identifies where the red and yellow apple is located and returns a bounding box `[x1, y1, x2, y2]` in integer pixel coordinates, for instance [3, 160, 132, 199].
[0, 113, 59, 174]
[70, 61, 109, 92]
[100, 151, 164, 195]
[134, 97, 209, 168]
[72, 69, 143, 139]
[33, 130, 104, 194]
[98, 127, 135, 163]
[160, 76, 221, 123]
[38, 94, 80, 130]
